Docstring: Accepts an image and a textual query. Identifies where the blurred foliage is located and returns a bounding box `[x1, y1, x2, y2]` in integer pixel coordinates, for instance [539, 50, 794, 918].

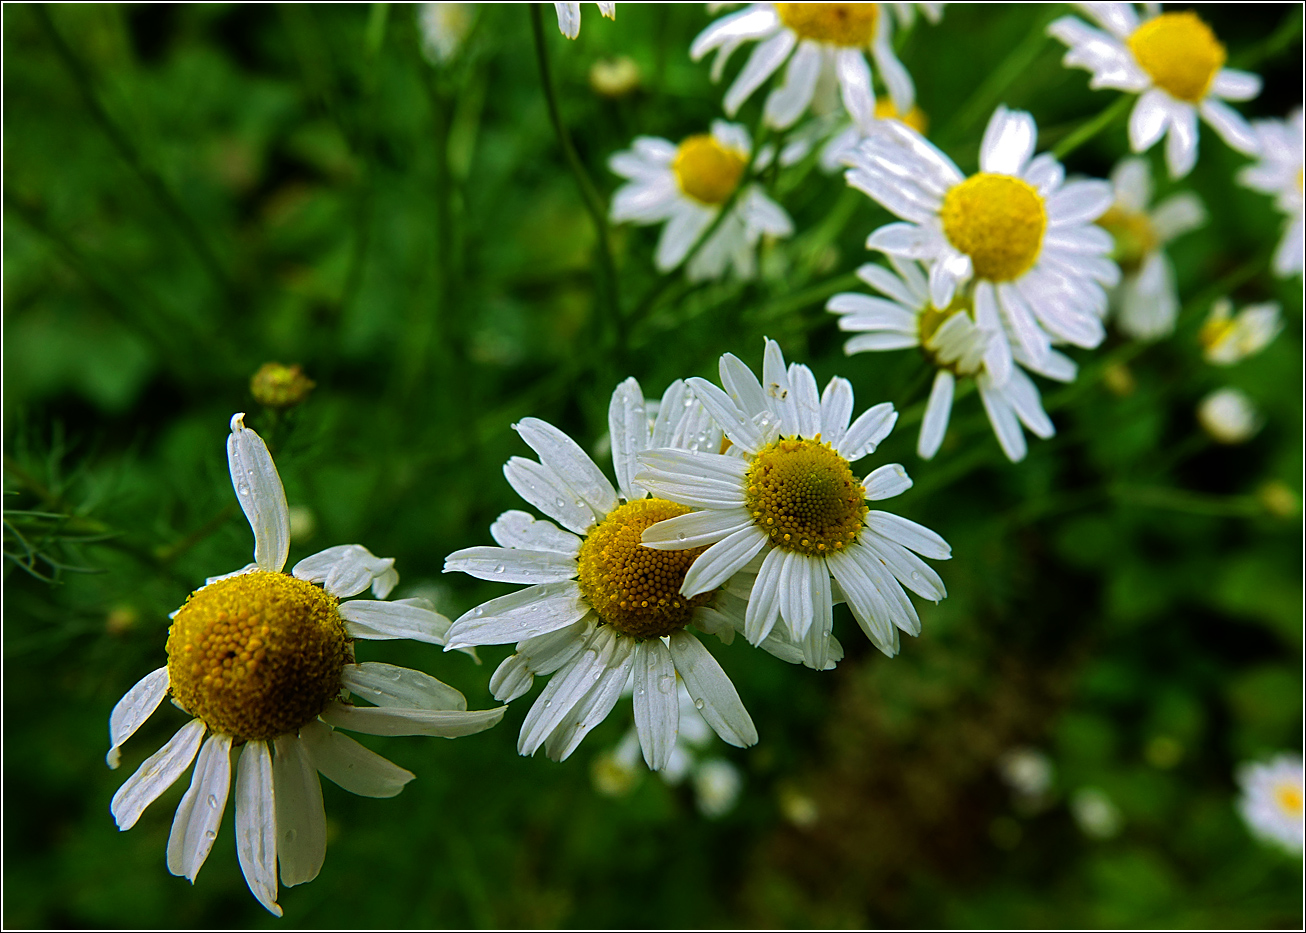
[3, 2, 1302, 928]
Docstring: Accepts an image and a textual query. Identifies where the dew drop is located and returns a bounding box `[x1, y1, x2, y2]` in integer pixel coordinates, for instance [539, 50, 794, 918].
[472, 607, 484, 617]
[636, 688, 645, 696]
[911, 571, 921, 581]
[693, 698, 705, 710]
[495, 564, 505, 573]
[657, 674, 675, 695]
[676, 533, 686, 542]
[207, 794, 219, 809]
[544, 700, 553, 709]
[554, 497, 566, 509]
[205, 830, 217, 840]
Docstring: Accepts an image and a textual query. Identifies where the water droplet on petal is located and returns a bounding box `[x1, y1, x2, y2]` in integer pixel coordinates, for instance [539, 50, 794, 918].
[495, 564, 505, 573]
[472, 607, 484, 617]
[207, 794, 219, 808]
[544, 700, 553, 709]
[676, 533, 686, 542]
[555, 498, 566, 509]
[693, 698, 705, 710]
[911, 571, 921, 581]
[657, 674, 675, 694]
[205, 829, 217, 840]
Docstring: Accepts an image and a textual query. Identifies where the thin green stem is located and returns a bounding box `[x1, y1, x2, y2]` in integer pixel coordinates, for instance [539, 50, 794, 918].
[1110, 485, 1264, 518]
[1050, 94, 1132, 160]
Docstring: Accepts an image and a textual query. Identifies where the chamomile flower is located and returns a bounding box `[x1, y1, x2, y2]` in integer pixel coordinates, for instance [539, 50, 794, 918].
[418, 3, 474, 65]
[555, 2, 615, 40]
[780, 96, 929, 173]
[845, 106, 1119, 378]
[1098, 156, 1206, 339]
[107, 415, 504, 917]
[691, 3, 916, 130]
[1049, 4, 1261, 178]
[1200, 297, 1282, 365]
[636, 339, 951, 667]
[1237, 754, 1305, 855]
[609, 120, 793, 281]
[828, 255, 1075, 462]
[444, 378, 768, 773]
[1198, 387, 1261, 444]
[1238, 109, 1304, 278]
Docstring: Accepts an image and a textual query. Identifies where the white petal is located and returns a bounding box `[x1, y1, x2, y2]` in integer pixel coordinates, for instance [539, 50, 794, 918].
[844, 331, 920, 353]
[787, 363, 822, 438]
[690, 6, 780, 60]
[656, 204, 715, 271]
[610, 176, 680, 223]
[1200, 98, 1259, 156]
[1165, 103, 1199, 179]
[837, 402, 898, 461]
[339, 598, 452, 645]
[977, 378, 1027, 461]
[744, 546, 786, 644]
[800, 564, 834, 671]
[555, 3, 581, 37]
[685, 376, 765, 453]
[609, 377, 649, 501]
[667, 630, 757, 747]
[996, 282, 1053, 368]
[828, 293, 919, 332]
[779, 549, 816, 640]
[342, 662, 467, 711]
[852, 543, 922, 635]
[298, 719, 415, 798]
[861, 534, 947, 601]
[234, 740, 281, 917]
[980, 106, 1036, 176]
[765, 41, 822, 129]
[1210, 68, 1262, 102]
[1129, 90, 1170, 153]
[1001, 367, 1056, 439]
[227, 413, 290, 573]
[543, 635, 635, 761]
[107, 667, 169, 769]
[724, 30, 796, 116]
[857, 260, 922, 307]
[835, 47, 875, 128]
[1151, 192, 1206, 241]
[819, 377, 855, 448]
[517, 626, 615, 755]
[866, 220, 944, 259]
[864, 463, 913, 500]
[488, 619, 590, 702]
[443, 545, 577, 584]
[918, 370, 954, 460]
[445, 580, 590, 648]
[271, 733, 325, 887]
[503, 457, 596, 534]
[322, 702, 507, 738]
[111, 718, 206, 831]
[642, 506, 754, 549]
[871, 29, 915, 114]
[761, 339, 799, 435]
[1023, 153, 1065, 196]
[718, 352, 769, 422]
[864, 510, 951, 559]
[826, 548, 897, 655]
[514, 418, 618, 520]
[680, 525, 770, 597]
[1047, 180, 1113, 226]
[166, 732, 232, 882]
[293, 544, 398, 599]
[489, 510, 582, 555]
[1044, 224, 1115, 253]
[631, 639, 679, 772]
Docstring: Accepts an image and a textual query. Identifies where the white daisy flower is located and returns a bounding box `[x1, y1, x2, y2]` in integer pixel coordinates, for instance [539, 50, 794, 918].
[780, 96, 930, 173]
[828, 255, 1076, 462]
[844, 105, 1120, 378]
[444, 378, 790, 773]
[1098, 156, 1206, 339]
[609, 120, 793, 281]
[1048, 4, 1261, 179]
[635, 338, 951, 667]
[1237, 754, 1305, 855]
[1198, 386, 1261, 444]
[1200, 297, 1282, 365]
[690, 3, 916, 130]
[418, 3, 475, 65]
[1238, 108, 1304, 278]
[107, 415, 505, 917]
[555, 2, 615, 40]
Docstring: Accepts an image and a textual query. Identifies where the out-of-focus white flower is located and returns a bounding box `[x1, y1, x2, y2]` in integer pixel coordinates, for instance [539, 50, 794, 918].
[1238, 109, 1304, 278]
[590, 55, 641, 97]
[1098, 157, 1206, 340]
[418, 3, 475, 65]
[1071, 786, 1123, 839]
[780, 96, 929, 173]
[1198, 387, 1261, 444]
[1200, 298, 1282, 365]
[1049, 5, 1261, 178]
[694, 758, 743, 817]
[998, 747, 1054, 800]
[555, 2, 615, 40]
[1237, 754, 1305, 855]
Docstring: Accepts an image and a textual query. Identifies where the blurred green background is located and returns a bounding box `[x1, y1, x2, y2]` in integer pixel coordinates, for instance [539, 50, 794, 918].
[4, 2, 1302, 927]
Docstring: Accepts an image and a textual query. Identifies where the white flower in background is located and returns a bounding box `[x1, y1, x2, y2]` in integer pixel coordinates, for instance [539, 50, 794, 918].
[444, 378, 771, 773]
[780, 96, 929, 173]
[690, 3, 916, 130]
[555, 2, 615, 39]
[997, 746, 1054, 807]
[636, 338, 950, 667]
[1198, 387, 1261, 444]
[1071, 786, 1123, 839]
[590, 55, 641, 98]
[1238, 108, 1305, 278]
[828, 255, 1075, 462]
[1237, 754, 1305, 855]
[694, 758, 744, 817]
[1200, 298, 1282, 365]
[845, 105, 1120, 382]
[609, 120, 793, 282]
[418, 3, 475, 65]
[887, 3, 945, 29]
[1048, 5, 1261, 178]
[1098, 156, 1206, 340]
[106, 415, 504, 916]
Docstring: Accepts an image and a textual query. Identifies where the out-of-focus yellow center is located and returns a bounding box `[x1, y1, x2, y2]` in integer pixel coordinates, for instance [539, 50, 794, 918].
[874, 98, 929, 135]
[916, 294, 979, 373]
[1198, 316, 1236, 352]
[577, 499, 713, 639]
[1097, 205, 1158, 276]
[167, 571, 347, 742]
[1128, 12, 1226, 103]
[673, 135, 747, 205]
[1275, 782, 1304, 816]
[941, 173, 1047, 281]
[776, 3, 879, 46]
[745, 437, 866, 555]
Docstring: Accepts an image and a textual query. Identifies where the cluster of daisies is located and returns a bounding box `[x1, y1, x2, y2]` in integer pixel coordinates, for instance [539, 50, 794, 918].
[109, 3, 1302, 917]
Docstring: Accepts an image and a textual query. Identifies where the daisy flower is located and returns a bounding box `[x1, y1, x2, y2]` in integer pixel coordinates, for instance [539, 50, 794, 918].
[444, 378, 782, 773]
[690, 3, 916, 130]
[780, 96, 929, 173]
[555, 2, 615, 40]
[1238, 109, 1304, 278]
[636, 339, 951, 667]
[1097, 156, 1206, 339]
[1237, 754, 1305, 855]
[1048, 4, 1261, 178]
[418, 3, 475, 65]
[1199, 297, 1282, 365]
[107, 415, 505, 916]
[609, 120, 793, 281]
[828, 255, 1076, 462]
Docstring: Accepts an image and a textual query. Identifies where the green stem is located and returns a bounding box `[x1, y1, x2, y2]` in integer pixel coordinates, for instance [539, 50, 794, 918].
[1051, 94, 1132, 160]
[1110, 485, 1263, 518]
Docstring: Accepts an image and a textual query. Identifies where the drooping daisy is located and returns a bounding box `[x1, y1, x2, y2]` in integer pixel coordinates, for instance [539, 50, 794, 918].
[1238, 108, 1304, 278]
[444, 378, 782, 773]
[1237, 754, 1304, 855]
[555, 2, 615, 39]
[636, 339, 950, 667]
[1048, 4, 1261, 178]
[1096, 155, 1206, 339]
[107, 415, 504, 916]
[690, 3, 916, 130]
[1200, 297, 1282, 365]
[844, 105, 1120, 378]
[418, 3, 475, 65]
[828, 255, 1075, 462]
[609, 120, 793, 281]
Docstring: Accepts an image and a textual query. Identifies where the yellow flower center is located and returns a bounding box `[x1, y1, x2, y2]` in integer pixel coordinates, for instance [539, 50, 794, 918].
[917, 294, 977, 373]
[577, 498, 714, 639]
[1275, 783, 1304, 817]
[875, 98, 929, 135]
[744, 437, 867, 556]
[1198, 316, 1237, 352]
[166, 571, 348, 742]
[673, 135, 747, 205]
[941, 173, 1047, 282]
[1127, 12, 1226, 103]
[775, 3, 879, 47]
[1097, 205, 1158, 276]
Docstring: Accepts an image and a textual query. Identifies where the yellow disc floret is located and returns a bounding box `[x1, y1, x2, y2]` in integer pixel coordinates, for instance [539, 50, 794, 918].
[941, 173, 1047, 282]
[744, 437, 867, 555]
[673, 135, 747, 205]
[776, 3, 879, 47]
[1275, 782, 1305, 817]
[916, 294, 977, 372]
[166, 571, 348, 742]
[1097, 205, 1158, 276]
[874, 98, 929, 135]
[1128, 12, 1226, 103]
[577, 499, 713, 640]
